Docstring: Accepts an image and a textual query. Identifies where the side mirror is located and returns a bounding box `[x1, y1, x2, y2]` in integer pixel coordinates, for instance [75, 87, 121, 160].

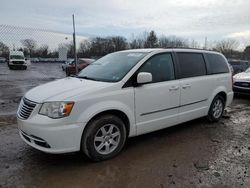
[137, 72, 152, 84]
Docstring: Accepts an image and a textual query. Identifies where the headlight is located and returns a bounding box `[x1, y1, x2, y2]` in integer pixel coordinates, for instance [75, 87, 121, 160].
[39, 102, 74, 119]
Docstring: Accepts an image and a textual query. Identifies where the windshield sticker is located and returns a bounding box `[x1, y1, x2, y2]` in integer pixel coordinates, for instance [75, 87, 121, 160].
[127, 53, 143, 57]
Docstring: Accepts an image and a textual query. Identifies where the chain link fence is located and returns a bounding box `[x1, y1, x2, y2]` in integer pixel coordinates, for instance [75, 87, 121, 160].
[0, 24, 87, 62]
[2, 24, 249, 61]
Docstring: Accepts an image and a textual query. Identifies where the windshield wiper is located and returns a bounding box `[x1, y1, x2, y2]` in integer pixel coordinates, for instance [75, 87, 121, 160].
[76, 76, 99, 81]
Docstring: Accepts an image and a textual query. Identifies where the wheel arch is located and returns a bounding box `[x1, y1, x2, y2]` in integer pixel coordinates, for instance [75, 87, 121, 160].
[207, 90, 227, 122]
[85, 109, 131, 138]
[216, 91, 227, 103]
[207, 87, 228, 114]
[80, 109, 132, 157]
[210, 87, 228, 104]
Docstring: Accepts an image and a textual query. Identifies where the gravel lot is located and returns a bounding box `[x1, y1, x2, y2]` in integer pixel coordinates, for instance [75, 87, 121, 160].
[0, 63, 250, 188]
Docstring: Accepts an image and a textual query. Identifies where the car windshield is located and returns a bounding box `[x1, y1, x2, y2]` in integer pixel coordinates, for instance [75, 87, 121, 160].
[10, 55, 24, 59]
[65, 60, 74, 64]
[245, 67, 250, 73]
[77, 51, 148, 82]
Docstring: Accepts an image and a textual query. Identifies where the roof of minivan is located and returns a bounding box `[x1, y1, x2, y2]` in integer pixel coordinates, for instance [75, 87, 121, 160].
[120, 48, 220, 54]
[172, 48, 220, 54]
[121, 48, 164, 53]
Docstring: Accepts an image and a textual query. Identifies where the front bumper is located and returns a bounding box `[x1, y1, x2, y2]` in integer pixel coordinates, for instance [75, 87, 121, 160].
[233, 86, 250, 95]
[17, 117, 86, 154]
[9, 62, 27, 66]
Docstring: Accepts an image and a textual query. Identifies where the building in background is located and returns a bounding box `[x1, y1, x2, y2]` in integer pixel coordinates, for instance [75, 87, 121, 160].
[58, 46, 67, 61]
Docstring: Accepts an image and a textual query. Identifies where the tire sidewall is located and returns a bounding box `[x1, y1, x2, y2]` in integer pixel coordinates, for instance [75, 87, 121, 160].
[208, 95, 225, 122]
[82, 115, 126, 161]
[65, 69, 69, 76]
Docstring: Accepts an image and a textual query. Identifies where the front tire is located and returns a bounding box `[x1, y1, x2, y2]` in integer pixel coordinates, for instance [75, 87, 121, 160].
[81, 115, 126, 161]
[207, 95, 225, 122]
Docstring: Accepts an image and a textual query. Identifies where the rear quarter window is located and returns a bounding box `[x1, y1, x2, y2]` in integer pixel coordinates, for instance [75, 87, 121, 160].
[177, 52, 207, 79]
[206, 53, 229, 74]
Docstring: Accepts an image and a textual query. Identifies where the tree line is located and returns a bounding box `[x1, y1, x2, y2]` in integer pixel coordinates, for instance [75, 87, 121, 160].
[0, 30, 250, 60]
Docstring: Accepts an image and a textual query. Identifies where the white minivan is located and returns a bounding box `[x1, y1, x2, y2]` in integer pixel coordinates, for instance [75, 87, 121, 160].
[17, 49, 233, 161]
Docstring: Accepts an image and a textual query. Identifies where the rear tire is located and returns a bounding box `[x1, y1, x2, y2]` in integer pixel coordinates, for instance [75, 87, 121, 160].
[81, 114, 126, 162]
[207, 95, 225, 122]
[9, 65, 13, 70]
[65, 69, 70, 76]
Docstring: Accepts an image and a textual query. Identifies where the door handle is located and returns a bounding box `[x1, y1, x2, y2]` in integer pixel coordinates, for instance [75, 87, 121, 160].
[182, 84, 191, 89]
[169, 86, 179, 91]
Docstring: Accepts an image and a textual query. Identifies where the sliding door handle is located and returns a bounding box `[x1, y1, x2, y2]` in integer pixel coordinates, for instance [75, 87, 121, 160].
[182, 84, 191, 89]
[169, 86, 179, 91]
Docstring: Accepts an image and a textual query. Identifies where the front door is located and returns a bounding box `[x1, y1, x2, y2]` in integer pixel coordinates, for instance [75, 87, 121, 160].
[135, 53, 180, 135]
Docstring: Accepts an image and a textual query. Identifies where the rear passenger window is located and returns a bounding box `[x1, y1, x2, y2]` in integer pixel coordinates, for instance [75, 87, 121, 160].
[139, 53, 175, 83]
[177, 53, 206, 78]
[206, 53, 229, 74]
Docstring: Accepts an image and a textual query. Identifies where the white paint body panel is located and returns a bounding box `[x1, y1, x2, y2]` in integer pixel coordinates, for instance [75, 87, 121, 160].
[17, 49, 234, 154]
[135, 80, 180, 135]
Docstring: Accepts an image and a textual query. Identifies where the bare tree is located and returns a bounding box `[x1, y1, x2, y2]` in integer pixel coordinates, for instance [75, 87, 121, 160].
[78, 40, 91, 57]
[130, 38, 144, 49]
[34, 45, 50, 58]
[0, 41, 9, 58]
[87, 36, 127, 57]
[129, 32, 148, 49]
[90, 37, 109, 56]
[214, 39, 239, 58]
[243, 45, 250, 60]
[111, 36, 127, 51]
[189, 39, 200, 49]
[21, 39, 37, 57]
[158, 36, 169, 48]
[158, 35, 188, 48]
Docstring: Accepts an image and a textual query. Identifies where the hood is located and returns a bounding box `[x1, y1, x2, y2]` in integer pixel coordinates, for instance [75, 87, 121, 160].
[233, 72, 250, 82]
[10, 59, 25, 61]
[25, 77, 115, 103]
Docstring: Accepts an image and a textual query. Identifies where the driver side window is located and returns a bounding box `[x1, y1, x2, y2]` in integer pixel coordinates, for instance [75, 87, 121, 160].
[139, 53, 175, 83]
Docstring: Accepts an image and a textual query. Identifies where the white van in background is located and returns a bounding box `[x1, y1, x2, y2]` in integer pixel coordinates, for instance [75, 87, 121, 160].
[8, 51, 27, 70]
[17, 48, 234, 161]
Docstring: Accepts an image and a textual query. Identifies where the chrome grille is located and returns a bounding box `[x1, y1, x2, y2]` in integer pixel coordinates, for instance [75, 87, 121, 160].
[234, 82, 250, 88]
[13, 61, 24, 64]
[18, 98, 37, 119]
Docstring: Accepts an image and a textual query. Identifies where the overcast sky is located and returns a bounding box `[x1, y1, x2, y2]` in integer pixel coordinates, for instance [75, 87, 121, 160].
[0, 0, 250, 48]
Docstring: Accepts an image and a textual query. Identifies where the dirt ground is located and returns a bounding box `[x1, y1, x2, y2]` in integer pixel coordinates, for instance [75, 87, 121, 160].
[0, 63, 250, 188]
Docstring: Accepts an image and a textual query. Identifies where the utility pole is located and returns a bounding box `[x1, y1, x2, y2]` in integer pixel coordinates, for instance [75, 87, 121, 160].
[72, 14, 78, 75]
[204, 37, 207, 50]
